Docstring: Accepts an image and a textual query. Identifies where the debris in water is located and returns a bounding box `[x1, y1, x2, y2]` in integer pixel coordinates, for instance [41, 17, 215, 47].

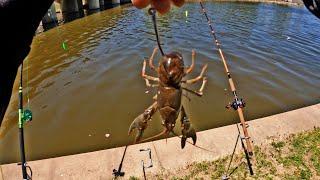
[89, 134, 92, 137]
[185, 10, 188, 22]
[105, 133, 110, 138]
[145, 90, 149, 94]
[62, 41, 68, 50]
[283, 35, 291, 40]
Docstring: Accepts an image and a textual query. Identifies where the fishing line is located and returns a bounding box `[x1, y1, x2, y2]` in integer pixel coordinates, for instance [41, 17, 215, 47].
[47, 8, 68, 51]
[151, 142, 164, 170]
[170, 131, 215, 153]
[26, 58, 30, 109]
[148, 8, 165, 56]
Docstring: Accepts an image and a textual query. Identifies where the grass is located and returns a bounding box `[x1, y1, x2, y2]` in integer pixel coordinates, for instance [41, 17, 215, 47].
[132, 127, 320, 180]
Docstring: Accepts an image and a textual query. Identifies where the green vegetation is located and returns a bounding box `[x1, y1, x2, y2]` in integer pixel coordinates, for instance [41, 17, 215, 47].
[141, 128, 320, 180]
[129, 176, 140, 180]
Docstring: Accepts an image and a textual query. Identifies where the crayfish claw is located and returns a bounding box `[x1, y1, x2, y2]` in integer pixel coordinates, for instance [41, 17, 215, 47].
[128, 110, 152, 143]
[180, 106, 197, 149]
[181, 136, 187, 149]
[134, 128, 144, 144]
[190, 127, 197, 145]
[181, 126, 197, 149]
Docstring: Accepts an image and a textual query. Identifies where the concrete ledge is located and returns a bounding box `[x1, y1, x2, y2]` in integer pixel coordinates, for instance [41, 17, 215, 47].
[1, 103, 319, 179]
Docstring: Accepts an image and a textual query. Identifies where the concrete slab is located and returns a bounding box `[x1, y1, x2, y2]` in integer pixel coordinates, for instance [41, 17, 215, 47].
[1, 103, 319, 179]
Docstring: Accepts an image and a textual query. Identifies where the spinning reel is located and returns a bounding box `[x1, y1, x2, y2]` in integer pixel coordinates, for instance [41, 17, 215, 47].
[22, 109, 33, 123]
[226, 98, 246, 111]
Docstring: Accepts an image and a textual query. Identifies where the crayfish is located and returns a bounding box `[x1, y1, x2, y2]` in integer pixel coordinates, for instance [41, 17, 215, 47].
[128, 48, 208, 149]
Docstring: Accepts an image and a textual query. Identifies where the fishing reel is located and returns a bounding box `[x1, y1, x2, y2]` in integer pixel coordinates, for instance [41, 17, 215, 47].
[17, 162, 33, 180]
[112, 169, 125, 177]
[226, 98, 245, 111]
[22, 109, 33, 123]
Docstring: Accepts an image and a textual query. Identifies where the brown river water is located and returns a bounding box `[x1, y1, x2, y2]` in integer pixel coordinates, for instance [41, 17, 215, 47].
[0, 2, 319, 164]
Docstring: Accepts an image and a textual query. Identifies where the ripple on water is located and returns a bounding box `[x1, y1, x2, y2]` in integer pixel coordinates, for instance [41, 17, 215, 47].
[0, 2, 319, 164]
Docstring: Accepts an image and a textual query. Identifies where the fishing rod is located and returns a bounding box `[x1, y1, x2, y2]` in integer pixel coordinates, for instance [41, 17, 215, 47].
[199, 1, 254, 155]
[113, 145, 127, 178]
[199, 2, 254, 176]
[199, 1, 253, 156]
[18, 62, 33, 180]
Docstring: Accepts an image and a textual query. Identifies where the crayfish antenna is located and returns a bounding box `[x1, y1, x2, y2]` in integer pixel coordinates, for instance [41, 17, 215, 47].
[140, 129, 167, 143]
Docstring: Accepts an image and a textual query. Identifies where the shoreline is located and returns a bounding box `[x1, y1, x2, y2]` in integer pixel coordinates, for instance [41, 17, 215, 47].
[37, 0, 303, 33]
[1, 103, 319, 179]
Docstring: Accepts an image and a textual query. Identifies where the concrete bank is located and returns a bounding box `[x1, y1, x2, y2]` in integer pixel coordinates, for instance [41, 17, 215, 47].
[1, 103, 319, 179]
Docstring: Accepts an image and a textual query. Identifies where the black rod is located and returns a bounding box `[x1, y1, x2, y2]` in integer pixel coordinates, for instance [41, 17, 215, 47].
[113, 145, 128, 177]
[19, 128, 28, 179]
[19, 63, 28, 179]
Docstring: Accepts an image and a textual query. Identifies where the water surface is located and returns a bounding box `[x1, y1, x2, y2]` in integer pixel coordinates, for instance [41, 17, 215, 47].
[0, 2, 319, 164]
